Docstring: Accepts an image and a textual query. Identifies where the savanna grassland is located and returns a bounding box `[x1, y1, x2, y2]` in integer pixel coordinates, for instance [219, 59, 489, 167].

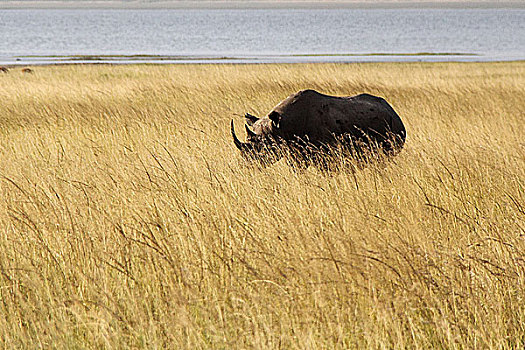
[0, 62, 524, 349]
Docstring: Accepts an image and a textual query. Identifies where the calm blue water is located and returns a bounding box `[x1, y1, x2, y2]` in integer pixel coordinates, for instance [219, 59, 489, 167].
[0, 8, 524, 64]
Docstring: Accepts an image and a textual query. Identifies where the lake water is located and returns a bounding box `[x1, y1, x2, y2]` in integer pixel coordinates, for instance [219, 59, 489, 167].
[0, 8, 524, 65]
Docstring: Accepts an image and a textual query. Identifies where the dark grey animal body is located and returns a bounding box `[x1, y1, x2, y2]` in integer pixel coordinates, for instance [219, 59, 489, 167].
[231, 89, 406, 165]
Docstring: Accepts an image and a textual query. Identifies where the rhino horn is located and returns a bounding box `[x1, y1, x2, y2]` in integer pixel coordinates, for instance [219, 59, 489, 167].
[245, 124, 257, 139]
[231, 120, 245, 150]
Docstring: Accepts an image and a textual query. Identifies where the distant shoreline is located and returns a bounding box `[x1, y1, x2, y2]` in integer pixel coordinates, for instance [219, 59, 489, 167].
[2, 54, 525, 67]
[1, 1, 525, 10]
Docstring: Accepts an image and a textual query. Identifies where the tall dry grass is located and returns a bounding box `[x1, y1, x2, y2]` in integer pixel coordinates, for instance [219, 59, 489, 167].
[0, 62, 524, 348]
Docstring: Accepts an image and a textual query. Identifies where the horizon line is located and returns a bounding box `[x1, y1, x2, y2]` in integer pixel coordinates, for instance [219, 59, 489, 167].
[1, 1, 525, 10]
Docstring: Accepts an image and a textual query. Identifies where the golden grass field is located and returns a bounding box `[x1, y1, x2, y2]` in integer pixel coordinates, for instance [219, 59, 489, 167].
[0, 61, 524, 348]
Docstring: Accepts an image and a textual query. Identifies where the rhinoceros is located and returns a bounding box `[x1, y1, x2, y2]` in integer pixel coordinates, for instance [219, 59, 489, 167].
[231, 89, 406, 166]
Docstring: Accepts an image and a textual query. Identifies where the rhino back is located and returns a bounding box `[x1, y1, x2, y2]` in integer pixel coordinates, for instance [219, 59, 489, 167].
[271, 90, 402, 143]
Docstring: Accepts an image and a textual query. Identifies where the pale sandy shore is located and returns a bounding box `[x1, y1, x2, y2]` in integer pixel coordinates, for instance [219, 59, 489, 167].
[1, 0, 524, 9]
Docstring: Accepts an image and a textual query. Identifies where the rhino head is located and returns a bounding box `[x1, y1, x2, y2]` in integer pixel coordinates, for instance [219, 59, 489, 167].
[230, 112, 283, 165]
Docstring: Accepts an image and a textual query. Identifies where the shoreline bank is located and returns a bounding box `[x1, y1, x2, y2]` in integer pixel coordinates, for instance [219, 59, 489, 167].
[2, 53, 524, 67]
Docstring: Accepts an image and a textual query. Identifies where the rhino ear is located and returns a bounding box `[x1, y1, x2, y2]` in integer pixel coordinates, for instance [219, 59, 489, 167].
[245, 113, 259, 126]
[269, 111, 281, 128]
